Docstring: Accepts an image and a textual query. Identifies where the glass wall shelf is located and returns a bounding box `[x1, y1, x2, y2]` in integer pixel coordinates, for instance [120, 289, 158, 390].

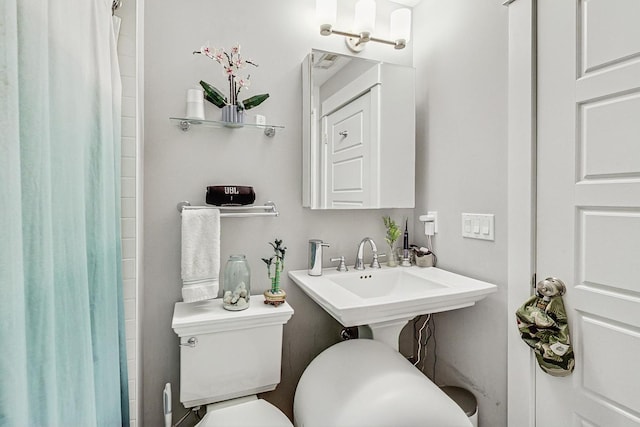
[169, 117, 284, 137]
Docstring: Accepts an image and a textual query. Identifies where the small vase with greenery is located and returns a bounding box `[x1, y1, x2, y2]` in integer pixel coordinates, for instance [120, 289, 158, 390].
[383, 216, 401, 267]
[261, 238, 287, 306]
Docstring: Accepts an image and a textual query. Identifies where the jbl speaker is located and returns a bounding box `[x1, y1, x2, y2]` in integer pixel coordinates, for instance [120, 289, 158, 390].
[206, 185, 256, 206]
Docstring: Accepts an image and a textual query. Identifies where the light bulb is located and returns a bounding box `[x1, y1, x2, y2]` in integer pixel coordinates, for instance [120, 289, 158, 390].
[390, 8, 411, 43]
[316, 0, 337, 27]
[353, 0, 376, 34]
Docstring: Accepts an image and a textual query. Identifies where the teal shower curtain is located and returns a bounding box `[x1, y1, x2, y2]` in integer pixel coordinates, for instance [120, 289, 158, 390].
[0, 0, 129, 425]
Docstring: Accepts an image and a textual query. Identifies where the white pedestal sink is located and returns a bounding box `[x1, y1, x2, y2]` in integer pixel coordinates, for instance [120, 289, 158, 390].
[289, 266, 497, 350]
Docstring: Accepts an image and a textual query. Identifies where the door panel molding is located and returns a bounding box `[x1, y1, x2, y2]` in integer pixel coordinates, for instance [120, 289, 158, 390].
[578, 0, 640, 76]
[578, 314, 640, 421]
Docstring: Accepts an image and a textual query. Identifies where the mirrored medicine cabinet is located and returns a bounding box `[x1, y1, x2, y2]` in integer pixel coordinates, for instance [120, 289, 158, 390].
[302, 49, 416, 210]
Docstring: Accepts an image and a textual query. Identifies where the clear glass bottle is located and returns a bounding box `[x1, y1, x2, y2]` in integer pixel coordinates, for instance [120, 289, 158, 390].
[386, 244, 398, 267]
[222, 254, 250, 311]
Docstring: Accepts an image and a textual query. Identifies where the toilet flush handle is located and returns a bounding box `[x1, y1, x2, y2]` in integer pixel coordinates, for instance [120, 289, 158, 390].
[179, 337, 198, 348]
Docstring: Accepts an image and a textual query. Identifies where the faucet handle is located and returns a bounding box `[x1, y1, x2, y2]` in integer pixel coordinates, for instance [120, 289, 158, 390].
[370, 253, 385, 269]
[330, 256, 349, 272]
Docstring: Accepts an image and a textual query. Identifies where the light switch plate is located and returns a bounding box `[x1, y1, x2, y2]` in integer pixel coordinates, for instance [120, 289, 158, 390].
[461, 213, 495, 241]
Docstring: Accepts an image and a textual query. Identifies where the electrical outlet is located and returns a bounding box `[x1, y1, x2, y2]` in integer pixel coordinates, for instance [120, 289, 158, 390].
[419, 212, 438, 235]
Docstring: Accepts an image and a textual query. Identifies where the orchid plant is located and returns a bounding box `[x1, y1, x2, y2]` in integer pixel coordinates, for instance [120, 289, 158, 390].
[193, 43, 269, 111]
[261, 238, 286, 294]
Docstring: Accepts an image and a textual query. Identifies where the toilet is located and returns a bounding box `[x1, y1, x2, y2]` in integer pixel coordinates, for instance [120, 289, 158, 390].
[172, 295, 294, 426]
[173, 296, 471, 427]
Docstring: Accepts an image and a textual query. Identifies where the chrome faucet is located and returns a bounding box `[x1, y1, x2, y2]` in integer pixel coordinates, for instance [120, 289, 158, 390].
[354, 237, 382, 270]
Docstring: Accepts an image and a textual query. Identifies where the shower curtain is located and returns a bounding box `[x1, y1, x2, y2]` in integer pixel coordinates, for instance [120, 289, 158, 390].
[1, 0, 129, 425]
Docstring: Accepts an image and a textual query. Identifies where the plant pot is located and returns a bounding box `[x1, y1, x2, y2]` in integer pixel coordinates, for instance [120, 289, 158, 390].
[264, 289, 286, 307]
[221, 104, 244, 127]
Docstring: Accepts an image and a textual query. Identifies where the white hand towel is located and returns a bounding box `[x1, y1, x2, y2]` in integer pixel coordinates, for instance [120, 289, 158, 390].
[181, 208, 220, 302]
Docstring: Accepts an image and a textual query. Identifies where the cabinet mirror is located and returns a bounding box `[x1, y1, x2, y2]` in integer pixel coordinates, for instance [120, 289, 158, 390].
[302, 49, 415, 210]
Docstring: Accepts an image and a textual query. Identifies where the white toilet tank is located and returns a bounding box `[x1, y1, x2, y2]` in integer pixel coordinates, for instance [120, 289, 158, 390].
[294, 339, 472, 427]
[172, 296, 294, 408]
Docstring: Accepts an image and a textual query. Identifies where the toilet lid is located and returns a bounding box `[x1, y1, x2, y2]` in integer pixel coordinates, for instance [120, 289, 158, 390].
[197, 399, 293, 427]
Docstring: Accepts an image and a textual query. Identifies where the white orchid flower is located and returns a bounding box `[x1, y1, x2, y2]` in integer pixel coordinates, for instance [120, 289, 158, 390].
[223, 66, 235, 78]
[213, 48, 226, 64]
[234, 57, 245, 69]
[234, 76, 250, 90]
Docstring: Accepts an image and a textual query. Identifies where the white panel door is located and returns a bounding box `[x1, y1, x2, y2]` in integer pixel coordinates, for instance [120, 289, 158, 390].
[537, 1, 640, 426]
[324, 91, 374, 208]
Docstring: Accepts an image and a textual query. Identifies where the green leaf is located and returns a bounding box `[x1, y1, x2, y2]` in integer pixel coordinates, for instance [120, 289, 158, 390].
[383, 216, 401, 246]
[241, 93, 269, 110]
[199, 80, 227, 108]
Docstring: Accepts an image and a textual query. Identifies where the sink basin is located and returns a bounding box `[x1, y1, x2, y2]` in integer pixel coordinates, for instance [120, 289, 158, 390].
[330, 269, 446, 299]
[288, 266, 497, 350]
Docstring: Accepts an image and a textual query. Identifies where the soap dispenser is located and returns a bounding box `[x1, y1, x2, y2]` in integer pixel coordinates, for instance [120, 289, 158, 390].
[308, 239, 330, 276]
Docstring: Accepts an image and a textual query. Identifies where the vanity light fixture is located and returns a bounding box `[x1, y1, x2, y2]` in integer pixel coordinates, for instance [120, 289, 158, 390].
[317, 0, 411, 52]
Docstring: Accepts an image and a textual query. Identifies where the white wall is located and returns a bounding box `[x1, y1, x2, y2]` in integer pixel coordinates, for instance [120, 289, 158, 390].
[142, 1, 413, 425]
[412, 1, 509, 426]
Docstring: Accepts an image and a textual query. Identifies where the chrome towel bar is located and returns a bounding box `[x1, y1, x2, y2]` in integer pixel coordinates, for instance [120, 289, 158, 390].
[176, 201, 278, 218]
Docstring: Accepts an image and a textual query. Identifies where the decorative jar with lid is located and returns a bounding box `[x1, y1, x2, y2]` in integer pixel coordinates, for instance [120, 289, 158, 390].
[222, 254, 250, 311]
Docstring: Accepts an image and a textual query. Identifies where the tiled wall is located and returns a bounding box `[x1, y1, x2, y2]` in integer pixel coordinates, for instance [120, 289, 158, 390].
[116, 1, 138, 425]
